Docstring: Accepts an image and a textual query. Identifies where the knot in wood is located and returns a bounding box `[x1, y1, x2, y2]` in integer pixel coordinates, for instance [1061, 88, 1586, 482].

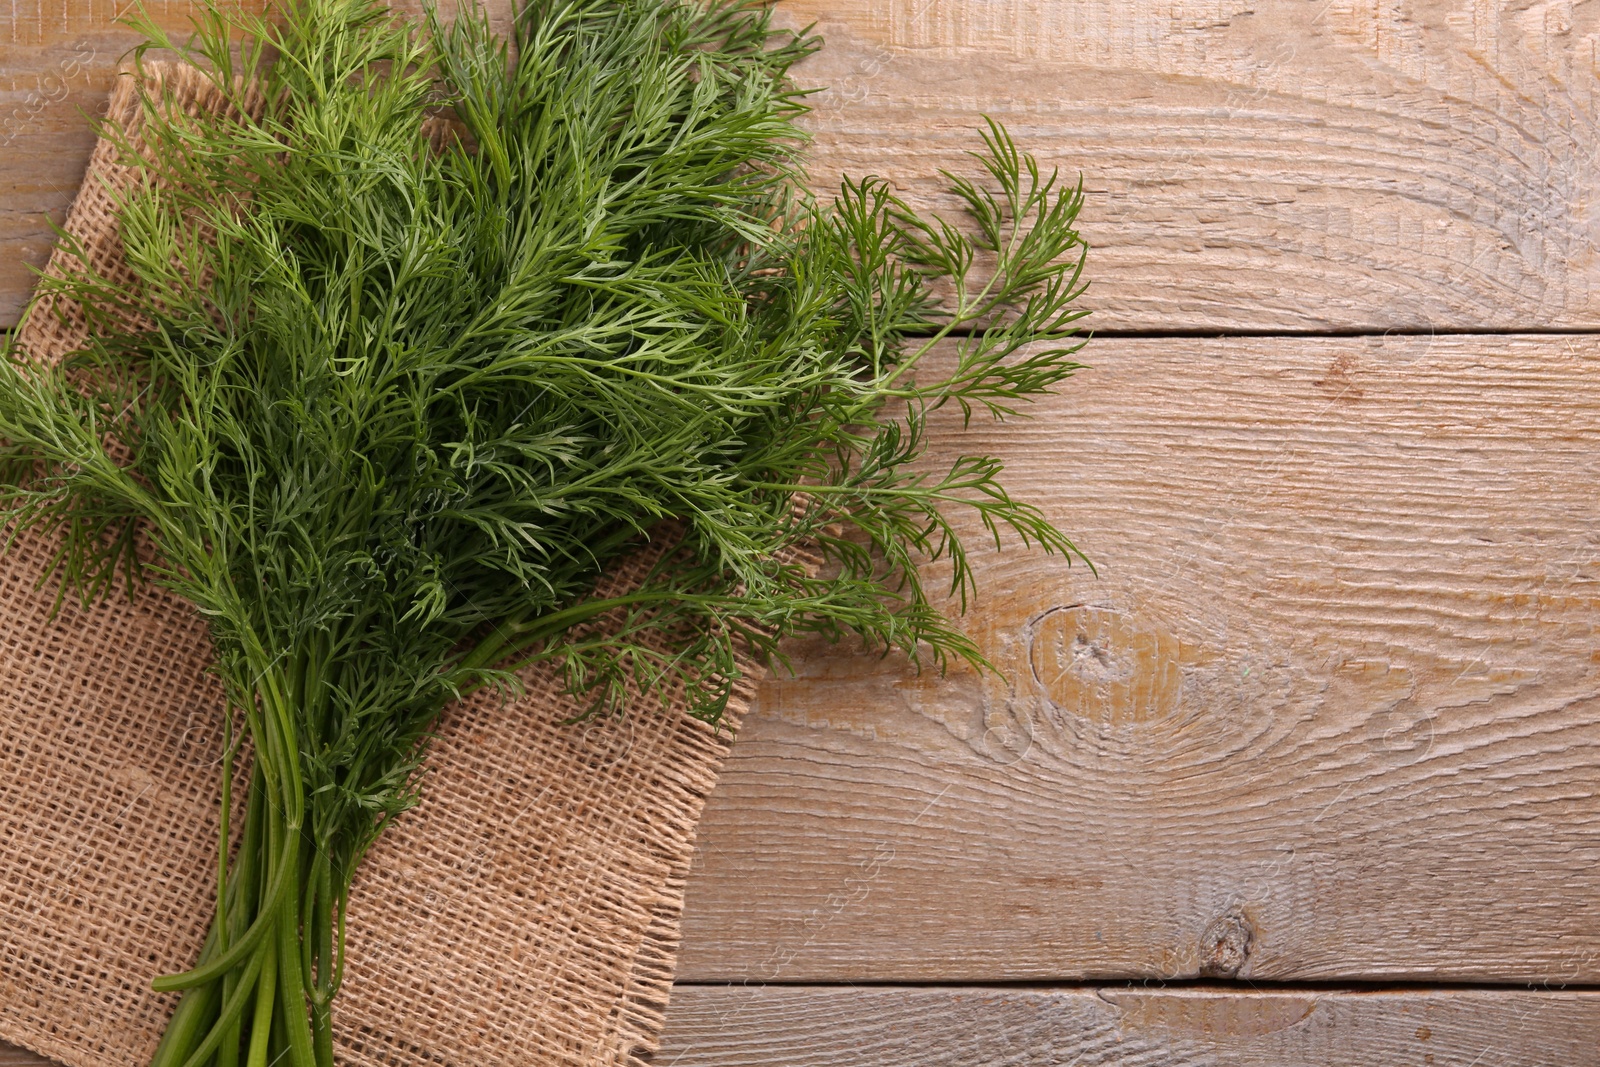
[1199, 909, 1255, 978]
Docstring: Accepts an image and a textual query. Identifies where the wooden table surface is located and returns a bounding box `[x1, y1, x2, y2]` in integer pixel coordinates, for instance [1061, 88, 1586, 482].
[5, 1, 1600, 1064]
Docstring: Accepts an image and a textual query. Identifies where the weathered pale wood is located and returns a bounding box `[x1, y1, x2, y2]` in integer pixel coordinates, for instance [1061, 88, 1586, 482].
[656, 986, 1600, 1066]
[3, 1, 1599, 329]
[7, 986, 1599, 1066]
[677, 333, 1600, 984]
[779, 0, 1600, 331]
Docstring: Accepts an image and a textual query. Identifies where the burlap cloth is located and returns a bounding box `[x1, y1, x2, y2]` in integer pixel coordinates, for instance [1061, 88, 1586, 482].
[0, 64, 794, 1067]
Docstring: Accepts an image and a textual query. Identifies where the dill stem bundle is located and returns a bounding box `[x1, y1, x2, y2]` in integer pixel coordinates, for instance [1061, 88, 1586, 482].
[0, 1, 1090, 1063]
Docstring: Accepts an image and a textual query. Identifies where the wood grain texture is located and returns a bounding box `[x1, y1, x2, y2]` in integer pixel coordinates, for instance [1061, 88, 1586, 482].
[4, 0, 1599, 328]
[677, 333, 1600, 984]
[779, 0, 1600, 331]
[655, 986, 1600, 1066]
[8, 986, 1600, 1066]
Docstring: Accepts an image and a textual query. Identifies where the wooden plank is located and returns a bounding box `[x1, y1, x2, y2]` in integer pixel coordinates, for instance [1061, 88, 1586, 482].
[7, 986, 1599, 1066]
[780, 0, 1600, 331]
[677, 333, 1600, 984]
[4, 1, 1599, 329]
[656, 986, 1600, 1066]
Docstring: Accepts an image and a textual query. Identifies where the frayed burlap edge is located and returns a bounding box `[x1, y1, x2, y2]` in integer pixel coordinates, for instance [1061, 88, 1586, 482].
[0, 62, 810, 1067]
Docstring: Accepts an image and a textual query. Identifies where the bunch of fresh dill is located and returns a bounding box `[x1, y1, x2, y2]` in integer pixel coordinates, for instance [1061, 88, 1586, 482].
[0, 0, 1089, 1063]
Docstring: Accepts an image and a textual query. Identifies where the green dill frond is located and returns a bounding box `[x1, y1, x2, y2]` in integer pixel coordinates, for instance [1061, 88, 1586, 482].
[0, 2, 1089, 1063]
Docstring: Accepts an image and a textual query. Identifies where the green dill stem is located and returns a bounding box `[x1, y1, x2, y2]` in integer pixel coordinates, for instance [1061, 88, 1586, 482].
[172, 943, 267, 1067]
[147, 948, 220, 1067]
[311, 973, 334, 1067]
[456, 587, 734, 687]
[275, 828, 318, 1067]
[457, 593, 663, 672]
[215, 773, 264, 1067]
[153, 825, 296, 992]
[155, 772, 279, 1066]
[257, 672, 305, 829]
[295, 837, 341, 1064]
[245, 937, 276, 1067]
[270, 994, 291, 1067]
[329, 885, 351, 1002]
[318, 861, 334, 1007]
[217, 977, 243, 1066]
[216, 712, 231, 965]
[299, 847, 321, 997]
[150, 772, 269, 1067]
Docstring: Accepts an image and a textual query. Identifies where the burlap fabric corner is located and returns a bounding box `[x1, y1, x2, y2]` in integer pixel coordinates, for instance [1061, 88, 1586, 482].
[0, 64, 786, 1067]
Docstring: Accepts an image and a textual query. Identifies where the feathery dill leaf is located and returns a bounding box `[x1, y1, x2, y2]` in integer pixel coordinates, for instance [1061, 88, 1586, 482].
[0, 1, 1089, 1062]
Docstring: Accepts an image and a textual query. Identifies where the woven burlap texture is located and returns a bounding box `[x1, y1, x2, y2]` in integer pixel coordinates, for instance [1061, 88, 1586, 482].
[0, 64, 783, 1067]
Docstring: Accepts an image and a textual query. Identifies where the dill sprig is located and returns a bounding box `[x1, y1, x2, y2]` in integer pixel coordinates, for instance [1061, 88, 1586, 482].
[0, 1, 1089, 1064]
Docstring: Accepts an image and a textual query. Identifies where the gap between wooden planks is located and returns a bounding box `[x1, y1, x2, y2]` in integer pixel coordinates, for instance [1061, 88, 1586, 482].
[7, 986, 1600, 1066]
[3, 0, 1599, 329]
